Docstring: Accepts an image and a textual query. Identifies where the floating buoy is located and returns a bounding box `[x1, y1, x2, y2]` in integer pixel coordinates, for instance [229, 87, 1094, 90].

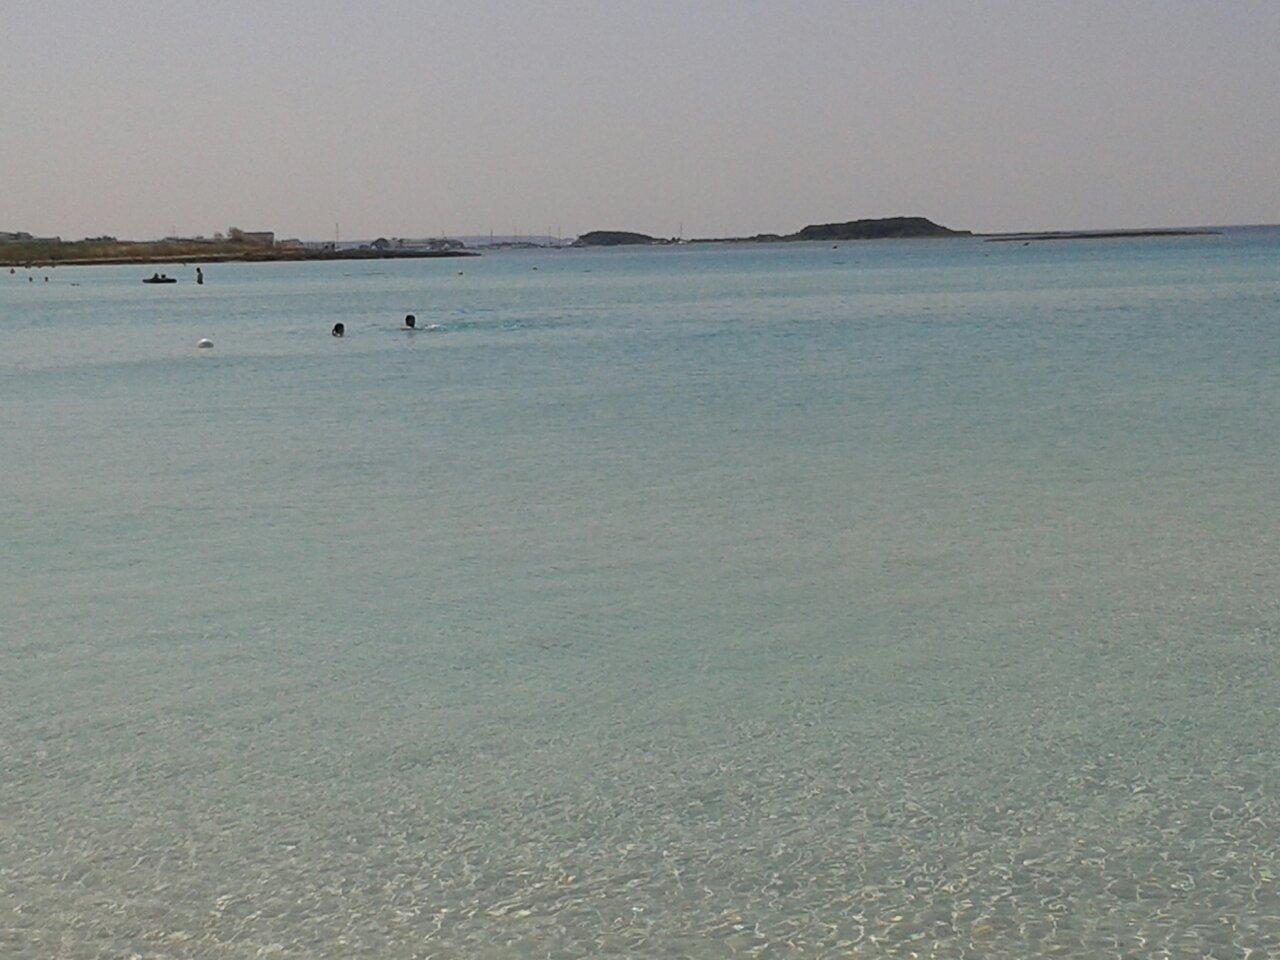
[197, 338, 214, 349]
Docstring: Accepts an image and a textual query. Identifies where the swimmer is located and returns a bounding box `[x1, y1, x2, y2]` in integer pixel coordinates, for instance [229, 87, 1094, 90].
[403, 314, 416, 330]
[332, 322, 345, 337]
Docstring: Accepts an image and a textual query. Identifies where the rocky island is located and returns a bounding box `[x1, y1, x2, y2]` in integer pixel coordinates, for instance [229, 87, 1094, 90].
[573, 230, 674, 247]
[791, 217, 969, 240]
[574, 217, 969, 246]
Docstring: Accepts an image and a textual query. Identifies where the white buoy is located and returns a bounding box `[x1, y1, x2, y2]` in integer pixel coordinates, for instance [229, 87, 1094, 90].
[197, 338, 214, 349]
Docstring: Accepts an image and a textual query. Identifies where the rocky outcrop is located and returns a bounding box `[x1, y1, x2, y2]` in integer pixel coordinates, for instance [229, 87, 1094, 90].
[792, 217, 968, 240]
[573, 231, 660, 247]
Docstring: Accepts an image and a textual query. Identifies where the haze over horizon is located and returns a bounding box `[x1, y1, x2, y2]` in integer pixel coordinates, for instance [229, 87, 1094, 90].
[5, 0, 1279, 241]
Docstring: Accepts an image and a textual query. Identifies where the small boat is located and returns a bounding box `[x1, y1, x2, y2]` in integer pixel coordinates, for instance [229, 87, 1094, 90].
[143, 273, 177, 284]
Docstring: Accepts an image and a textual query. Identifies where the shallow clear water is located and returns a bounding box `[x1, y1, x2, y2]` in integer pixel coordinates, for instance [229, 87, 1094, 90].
[3, 233, 1279, 958]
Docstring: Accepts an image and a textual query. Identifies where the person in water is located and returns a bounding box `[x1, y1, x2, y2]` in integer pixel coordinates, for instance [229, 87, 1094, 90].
[196, 267, 204, 285]
[332, 322, 345, 337]
[404, 314, 416, 329]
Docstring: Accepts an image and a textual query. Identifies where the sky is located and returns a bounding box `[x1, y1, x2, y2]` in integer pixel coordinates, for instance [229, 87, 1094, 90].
[4, 0, 1279, 239]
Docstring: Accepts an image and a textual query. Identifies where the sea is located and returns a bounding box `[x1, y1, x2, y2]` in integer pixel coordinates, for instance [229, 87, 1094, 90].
[3, 229, 1279, 958]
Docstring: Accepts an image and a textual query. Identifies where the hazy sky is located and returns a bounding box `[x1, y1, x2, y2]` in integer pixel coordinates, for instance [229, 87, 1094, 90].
[5, 0, 1278, 239]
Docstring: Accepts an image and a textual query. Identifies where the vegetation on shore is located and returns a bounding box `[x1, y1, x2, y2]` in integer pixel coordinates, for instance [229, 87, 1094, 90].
[0, 237, 474, 267]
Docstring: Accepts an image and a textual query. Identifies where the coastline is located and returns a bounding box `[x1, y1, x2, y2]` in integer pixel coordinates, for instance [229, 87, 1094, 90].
[4, 224, 1238, 267]
[983, 228, 1221, 243]
[2, 248, 477, 268]
[575, 217, 968, 247]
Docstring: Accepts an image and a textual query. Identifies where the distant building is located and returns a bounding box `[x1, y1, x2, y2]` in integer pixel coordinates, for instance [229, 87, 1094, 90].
[0, 231, 60, 244]
[227, 228, 274, 245]
[276, 238, 305, 250]
[391, 237, 466, 251]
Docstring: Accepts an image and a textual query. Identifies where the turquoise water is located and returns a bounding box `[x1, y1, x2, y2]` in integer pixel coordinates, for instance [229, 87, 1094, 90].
[3, 233, 1279, 958]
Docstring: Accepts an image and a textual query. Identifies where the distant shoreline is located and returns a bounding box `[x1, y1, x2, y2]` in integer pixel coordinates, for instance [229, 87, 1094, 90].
[984, 228, 1221, 243]
[576, 217, 969, 246]
[2, 248, 477, 268]
[2, 224, 1238, 268]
